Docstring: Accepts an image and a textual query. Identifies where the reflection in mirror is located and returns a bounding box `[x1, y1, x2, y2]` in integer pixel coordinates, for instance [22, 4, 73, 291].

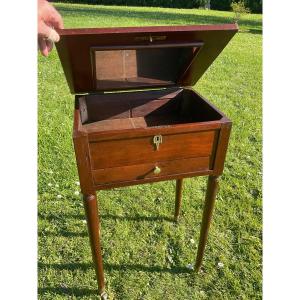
[94, 47, 200, 90]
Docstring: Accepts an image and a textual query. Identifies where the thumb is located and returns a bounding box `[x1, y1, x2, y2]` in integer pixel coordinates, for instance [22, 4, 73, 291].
[38, 21, 60, 42]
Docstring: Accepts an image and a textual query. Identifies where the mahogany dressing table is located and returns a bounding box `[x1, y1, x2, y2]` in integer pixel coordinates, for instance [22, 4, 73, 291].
[56, 24, 238, 299]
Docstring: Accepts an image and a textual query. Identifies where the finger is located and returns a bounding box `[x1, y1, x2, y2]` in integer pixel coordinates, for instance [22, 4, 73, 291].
[38, 21, 52, 39]
[51, 10, 64, 29]
[38, 37, 48, 57]
[46, 39, 53, 53]
[38, 21, 60, 42]
[47, 7, 64, 29]
[48, 28, 60, 42]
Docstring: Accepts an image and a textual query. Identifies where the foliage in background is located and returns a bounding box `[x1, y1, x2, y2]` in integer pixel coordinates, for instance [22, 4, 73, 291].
[53, 0, 207, 9]
[53, 0, 262, 13]
[211, 0, 261, 13]
[231, 0, 250, 24]
[245, 0, 262, 13]
[210, 0, 231, 11]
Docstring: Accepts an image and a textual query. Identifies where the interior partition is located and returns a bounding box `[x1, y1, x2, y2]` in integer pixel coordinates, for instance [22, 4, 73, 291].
[79, 88, 223, 132]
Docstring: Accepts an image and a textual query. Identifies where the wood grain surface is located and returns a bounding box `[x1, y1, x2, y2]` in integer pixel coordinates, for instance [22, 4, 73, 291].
[56, 24, 238, 93]
[92, 156, 210, 185]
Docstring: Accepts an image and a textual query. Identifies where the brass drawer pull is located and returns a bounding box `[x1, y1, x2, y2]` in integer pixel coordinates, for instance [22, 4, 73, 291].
[153, 166, 161, 175]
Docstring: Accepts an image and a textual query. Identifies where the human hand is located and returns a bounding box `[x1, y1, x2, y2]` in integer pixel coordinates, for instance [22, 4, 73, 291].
[38, 0, 64, 56]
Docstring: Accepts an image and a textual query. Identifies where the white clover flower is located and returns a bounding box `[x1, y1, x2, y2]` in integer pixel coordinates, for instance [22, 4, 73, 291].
[186, 263, 194, 270]
[75, 181, 80, 186]
[217, 262, 224, 269]
[74, 191, 80, 196]
[48, 183, 52, 187]
[167, 255, 174, 264]
[55, 184, 59, 188]
[190, 238, 195, 244]
[82, 220, 87, 224]
[57, 195, 62, 199]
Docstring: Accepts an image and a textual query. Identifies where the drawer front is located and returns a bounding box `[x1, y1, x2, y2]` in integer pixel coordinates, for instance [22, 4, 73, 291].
[89, 130, 216, 169]
[92, 157, 210, 185]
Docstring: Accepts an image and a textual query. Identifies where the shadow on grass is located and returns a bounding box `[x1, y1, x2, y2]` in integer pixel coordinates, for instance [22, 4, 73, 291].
[38, 286, 97, 297]
[39, 212, 174, 222]
[101, 213, 174, 222]
[56, 5, 262, 34]
[39, 262, 191, 274]
[38, 261, 191, 296]
[38, 262, 191, 296]
[240, 28, 262, 35]
[39, 213, 174, 237]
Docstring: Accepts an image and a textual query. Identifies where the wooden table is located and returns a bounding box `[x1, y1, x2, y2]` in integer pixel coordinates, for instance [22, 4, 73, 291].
[56, 24, 238, 299]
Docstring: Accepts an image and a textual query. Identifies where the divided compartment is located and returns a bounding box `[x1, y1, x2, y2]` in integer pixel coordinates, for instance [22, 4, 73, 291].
[79, 88, 223, 133]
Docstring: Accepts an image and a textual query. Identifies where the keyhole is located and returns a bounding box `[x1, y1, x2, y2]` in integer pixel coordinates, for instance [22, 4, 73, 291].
[153, 135, 163, 151]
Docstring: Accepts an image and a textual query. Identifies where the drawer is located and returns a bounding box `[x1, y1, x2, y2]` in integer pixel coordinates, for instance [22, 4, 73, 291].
[89, 130, 216, 169]
[92, 156, 210, 185]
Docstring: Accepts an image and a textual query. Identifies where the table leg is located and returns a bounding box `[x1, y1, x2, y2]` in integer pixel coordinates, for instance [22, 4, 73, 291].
[174, 179, 183, 222]
[194, 175, 219, 272]
[83, 193, 107, 299]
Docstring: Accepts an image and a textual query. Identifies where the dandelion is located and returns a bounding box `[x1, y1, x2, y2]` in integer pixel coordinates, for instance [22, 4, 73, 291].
[217, 262, 224, 269]
[57, 194, 62, 199]
[74, 191, 80, 196]
[186, 263, 194, 270]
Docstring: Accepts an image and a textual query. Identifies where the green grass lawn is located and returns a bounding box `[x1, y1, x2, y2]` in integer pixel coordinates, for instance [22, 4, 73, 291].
[38, 3, 262, 299]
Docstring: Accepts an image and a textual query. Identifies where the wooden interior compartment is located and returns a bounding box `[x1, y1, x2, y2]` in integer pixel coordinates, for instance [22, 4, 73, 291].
[80, 88, 223, 133]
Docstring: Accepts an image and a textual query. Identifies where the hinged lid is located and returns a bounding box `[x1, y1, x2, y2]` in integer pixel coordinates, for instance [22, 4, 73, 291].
[56, 24, 238, 94]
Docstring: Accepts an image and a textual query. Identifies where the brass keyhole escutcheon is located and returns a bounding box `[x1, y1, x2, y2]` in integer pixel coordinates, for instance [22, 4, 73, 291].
[153, 135, 163, 151]
[153, 166, 161, 175]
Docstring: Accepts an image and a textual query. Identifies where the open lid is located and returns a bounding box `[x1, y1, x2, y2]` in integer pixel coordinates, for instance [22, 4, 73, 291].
[56, 24, 238, 94]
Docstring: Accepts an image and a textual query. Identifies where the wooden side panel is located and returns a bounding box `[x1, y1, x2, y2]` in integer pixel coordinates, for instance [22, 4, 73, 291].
[73, 135, 94, 194]
[92, 157, 210, 185]
[212, 122, 232, 175]
[89, 130, 216, 169]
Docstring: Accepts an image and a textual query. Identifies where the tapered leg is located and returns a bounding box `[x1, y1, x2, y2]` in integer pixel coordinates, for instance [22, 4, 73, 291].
[194, 176, 219, 272]
[174, 179, 183, 222]
[83, 193, 107, 299]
